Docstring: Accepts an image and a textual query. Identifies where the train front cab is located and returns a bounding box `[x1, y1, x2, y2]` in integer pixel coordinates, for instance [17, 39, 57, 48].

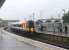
[27, 20, 35, 33]
[21, 20, 35, 35]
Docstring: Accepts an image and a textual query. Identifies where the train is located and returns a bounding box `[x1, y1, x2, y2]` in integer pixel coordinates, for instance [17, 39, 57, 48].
[9, 20, 36, 35]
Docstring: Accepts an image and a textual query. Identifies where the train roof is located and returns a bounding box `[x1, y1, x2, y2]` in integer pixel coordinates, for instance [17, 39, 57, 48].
[9, 22, 22, 25]
[21, 20, 27, 23]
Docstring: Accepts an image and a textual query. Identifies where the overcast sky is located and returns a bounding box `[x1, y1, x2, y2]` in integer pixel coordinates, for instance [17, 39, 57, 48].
[0, 0, 69, 20]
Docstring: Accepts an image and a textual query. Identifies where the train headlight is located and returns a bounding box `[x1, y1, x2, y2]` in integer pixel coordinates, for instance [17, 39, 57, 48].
[31, 28, 35, 32]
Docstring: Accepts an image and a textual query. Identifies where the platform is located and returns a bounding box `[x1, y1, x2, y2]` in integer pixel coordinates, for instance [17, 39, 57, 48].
[0, 30, 42, 50]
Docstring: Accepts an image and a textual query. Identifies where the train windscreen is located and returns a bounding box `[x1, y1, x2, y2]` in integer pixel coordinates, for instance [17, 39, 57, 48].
[28, 20, 34, 28]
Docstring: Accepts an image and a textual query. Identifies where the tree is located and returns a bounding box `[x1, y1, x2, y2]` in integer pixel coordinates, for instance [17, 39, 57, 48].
[62, 11, 69, 23]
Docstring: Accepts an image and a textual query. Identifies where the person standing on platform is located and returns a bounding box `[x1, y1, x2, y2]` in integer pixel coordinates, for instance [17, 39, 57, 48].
[65, 25, 68, 34]
[58, 26, 60, 33]
[58, 23, 62, 33]
[40, 25, 43, 31]
[59, 24, 62, 33]
[60, 27, 62, 33]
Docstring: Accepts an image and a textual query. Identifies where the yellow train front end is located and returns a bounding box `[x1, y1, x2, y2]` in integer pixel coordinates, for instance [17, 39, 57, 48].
[21, 20, 35, 34]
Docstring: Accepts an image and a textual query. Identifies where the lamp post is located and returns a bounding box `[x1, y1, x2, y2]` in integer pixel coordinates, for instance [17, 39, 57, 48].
[32, 12, 35, 21]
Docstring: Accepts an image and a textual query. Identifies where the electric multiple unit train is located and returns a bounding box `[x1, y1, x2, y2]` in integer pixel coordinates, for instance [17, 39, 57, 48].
[10, 20, 36, 35]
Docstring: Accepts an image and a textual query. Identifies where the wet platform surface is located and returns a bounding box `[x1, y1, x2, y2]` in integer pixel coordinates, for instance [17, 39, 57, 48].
[0, 31, 42, 50]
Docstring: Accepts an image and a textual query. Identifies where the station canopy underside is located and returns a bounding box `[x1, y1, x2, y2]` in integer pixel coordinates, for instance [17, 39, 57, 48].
[0, 0, 5, 8]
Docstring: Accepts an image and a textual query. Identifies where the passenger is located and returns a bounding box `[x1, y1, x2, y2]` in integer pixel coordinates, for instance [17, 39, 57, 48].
[60, 26, 62, 33]
[58, 26, 60, 33]
[40, 25, 44, 31]
[58, 24, 62, 33]
[60, 28, 62, 33]
[64, 25, 68, 34]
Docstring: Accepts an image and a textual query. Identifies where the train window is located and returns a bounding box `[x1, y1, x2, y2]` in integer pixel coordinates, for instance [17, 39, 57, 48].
[13, 24, 21, 27]
[28, 20, 34, 28]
